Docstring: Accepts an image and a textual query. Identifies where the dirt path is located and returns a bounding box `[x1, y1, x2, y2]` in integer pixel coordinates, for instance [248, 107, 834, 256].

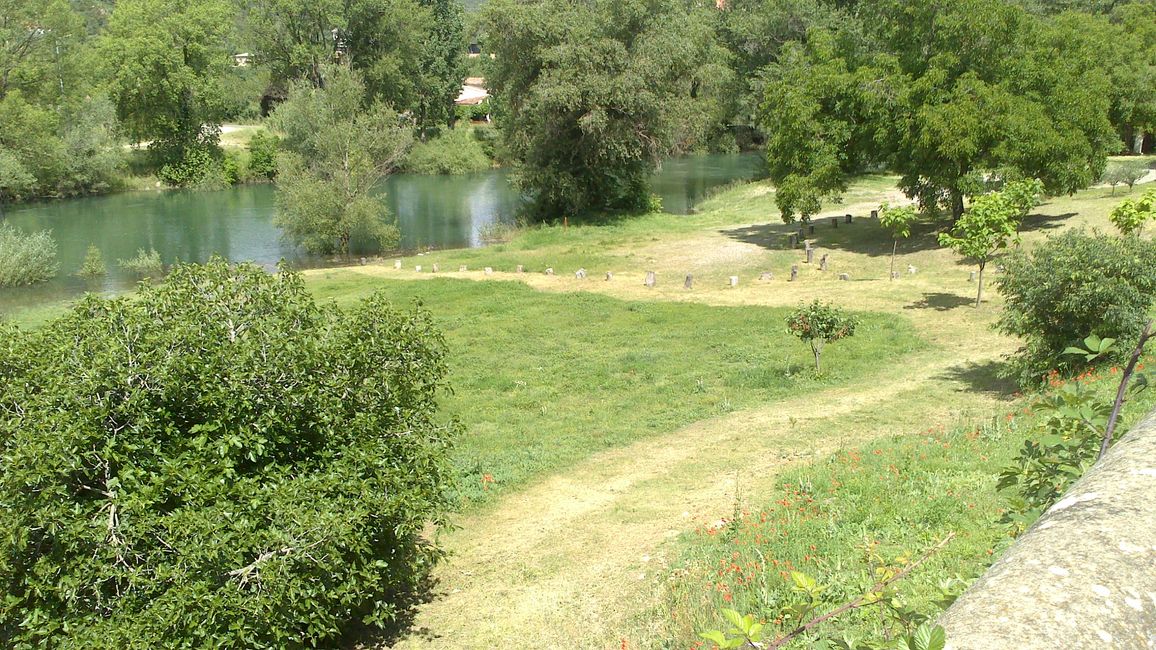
[390, 344, 1008, 649]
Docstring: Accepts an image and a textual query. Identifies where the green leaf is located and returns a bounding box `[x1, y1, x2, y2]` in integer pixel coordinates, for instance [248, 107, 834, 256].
[698, 630, 729, 646]
[721, 608, 745, 632]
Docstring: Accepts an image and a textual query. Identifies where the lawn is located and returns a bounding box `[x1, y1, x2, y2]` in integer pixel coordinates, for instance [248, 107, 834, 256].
[305, 275, 926, 507]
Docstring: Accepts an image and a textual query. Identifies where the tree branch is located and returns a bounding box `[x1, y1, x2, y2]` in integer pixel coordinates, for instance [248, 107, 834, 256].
[766, 533, 956, 649]
[1098, 319, 1154, 460]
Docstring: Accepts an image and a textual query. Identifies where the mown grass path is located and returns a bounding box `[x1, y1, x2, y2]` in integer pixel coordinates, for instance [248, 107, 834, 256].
[388, 344, 1009, 649]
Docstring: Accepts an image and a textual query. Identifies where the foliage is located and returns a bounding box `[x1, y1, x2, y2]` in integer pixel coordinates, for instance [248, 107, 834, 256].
[76, 244, 106, 278]
[759, 0, 1118, 221]
[480, 0, 728, 218]
[100, 0, 231, 187]
[0, 259, 458, 647]
[786, 300, 858, 372]
[996, 230, 1156, 384]
[0, 223, 57, 287]
[402, 127, 492, 175]
[1107, 189, 1156, 236]
[937, 191, 1021, 308]
[878, 203, 918, 280]
[247, 131, 279, 180]
[117, 248, 164, 278]
[272, 65, 410, 255]
[244, 0, 462, 133]
[1101, 161, 1149, 193]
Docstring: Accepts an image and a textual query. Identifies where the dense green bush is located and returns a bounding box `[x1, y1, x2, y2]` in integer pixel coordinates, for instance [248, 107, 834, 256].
[247, 131, 279, 180]
[402, 127, 493, 175]
[0, 260, 458, 648]
[996, 229, 1156, 384]
[0, 223, 58, 287]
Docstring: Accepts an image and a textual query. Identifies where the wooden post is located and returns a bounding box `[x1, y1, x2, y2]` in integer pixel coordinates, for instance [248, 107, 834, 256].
[606, 271, 614, 281]
[516, 264, 524, 273]
[806, 248, 814, 264]
[684, 274, 693, 289]
[645, 271, 656, 287]
[790, 265, 798, 282]
[729, 276, 738, 287]
[394, 259, 402, 269]
[830, 218, 838, 228]
[820, 254, 828, 272]
[845, 214, 853, 224]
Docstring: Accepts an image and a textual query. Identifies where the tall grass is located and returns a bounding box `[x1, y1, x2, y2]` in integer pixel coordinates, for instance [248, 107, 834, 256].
[0, 223, 58, 287]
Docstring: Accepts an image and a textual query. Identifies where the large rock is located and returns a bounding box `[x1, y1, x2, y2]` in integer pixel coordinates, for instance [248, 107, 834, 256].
[938, 408, 1156, 649]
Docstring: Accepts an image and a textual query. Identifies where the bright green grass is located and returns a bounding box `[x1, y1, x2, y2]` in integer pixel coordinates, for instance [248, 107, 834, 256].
[657, 363, 1156, 648]
[306, 274, 928, 507]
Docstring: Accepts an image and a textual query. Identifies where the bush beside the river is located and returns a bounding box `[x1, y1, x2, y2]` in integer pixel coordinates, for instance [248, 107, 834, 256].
[402, 126, 493, 175]
[0, 223, 58, 288]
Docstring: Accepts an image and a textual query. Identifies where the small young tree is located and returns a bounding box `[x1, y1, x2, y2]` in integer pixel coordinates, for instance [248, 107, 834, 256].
[877, 203, 918, 281]
[937, 191, 1020, 308]
[786, 300, 858, 373]
[1108, 189, 1156, 236]
[76, 244, 106, 278]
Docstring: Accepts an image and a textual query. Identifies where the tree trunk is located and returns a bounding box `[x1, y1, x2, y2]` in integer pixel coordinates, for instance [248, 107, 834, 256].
[890, 239, 897, 281]
[1134, 130, 1147, 155]
[811, 342, 822, 372]
[975, 261, 985, 308]
[951, 189, 964, 222]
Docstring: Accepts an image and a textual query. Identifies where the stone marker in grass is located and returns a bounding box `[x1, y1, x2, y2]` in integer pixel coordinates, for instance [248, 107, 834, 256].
[645, 271, 656, 287]
[839, 273, 850, 281]
[684, 274, 693, 289]
[729, 276, 738, 287]
[575, 268, 586, 279]
[820, 254, 829, 272]
[790, 265, 798, 282]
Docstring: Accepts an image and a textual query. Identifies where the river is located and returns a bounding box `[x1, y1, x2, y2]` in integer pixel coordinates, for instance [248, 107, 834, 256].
[0, 153, 763, 315]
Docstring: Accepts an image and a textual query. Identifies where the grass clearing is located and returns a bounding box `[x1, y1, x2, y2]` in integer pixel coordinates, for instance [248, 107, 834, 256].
[305, 275, 926, 507]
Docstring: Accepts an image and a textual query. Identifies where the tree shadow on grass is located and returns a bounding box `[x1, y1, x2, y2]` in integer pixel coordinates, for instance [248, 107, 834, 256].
[1017, 212, 1074, 234]
[720, 218, 944, 257]
[939, 359, 1019, 397]
[903, 292, 976, 311]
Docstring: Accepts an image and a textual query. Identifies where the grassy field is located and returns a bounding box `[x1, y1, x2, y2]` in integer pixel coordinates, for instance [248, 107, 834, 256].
[305, 276, 925, 508]
[5, 169, 1153, 648]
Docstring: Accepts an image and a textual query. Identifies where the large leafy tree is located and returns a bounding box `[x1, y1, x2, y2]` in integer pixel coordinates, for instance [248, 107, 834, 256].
[760, 0, 1118, 221]
[101, 0, 232, 185]
[244, 0, 462, 133]
[481, 0, 723, 218]
[272, 65, 410, 255]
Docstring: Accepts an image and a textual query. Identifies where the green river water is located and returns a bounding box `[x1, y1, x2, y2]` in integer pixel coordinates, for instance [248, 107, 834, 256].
[1, 153, 763, 316]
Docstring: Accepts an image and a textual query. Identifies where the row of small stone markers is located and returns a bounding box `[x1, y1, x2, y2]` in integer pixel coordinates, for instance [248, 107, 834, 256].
[382, 209, 992, 284]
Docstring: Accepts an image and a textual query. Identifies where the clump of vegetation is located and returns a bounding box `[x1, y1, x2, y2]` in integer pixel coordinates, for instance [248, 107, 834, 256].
[402, 126, 492, 175]
[786, 300, 858, 372]
[247, 131, 279, 180]
[0, 222, 58, 287]
[76, 244, 107, 278]
[996, 229, 1156, 384]
[1108, 189, 1155, 236]
[0, 259, 458, 647]
[117, 248, 164, 278]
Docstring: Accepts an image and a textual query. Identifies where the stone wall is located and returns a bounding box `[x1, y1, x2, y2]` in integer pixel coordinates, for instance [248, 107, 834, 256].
[938, 409, 1156, 649]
